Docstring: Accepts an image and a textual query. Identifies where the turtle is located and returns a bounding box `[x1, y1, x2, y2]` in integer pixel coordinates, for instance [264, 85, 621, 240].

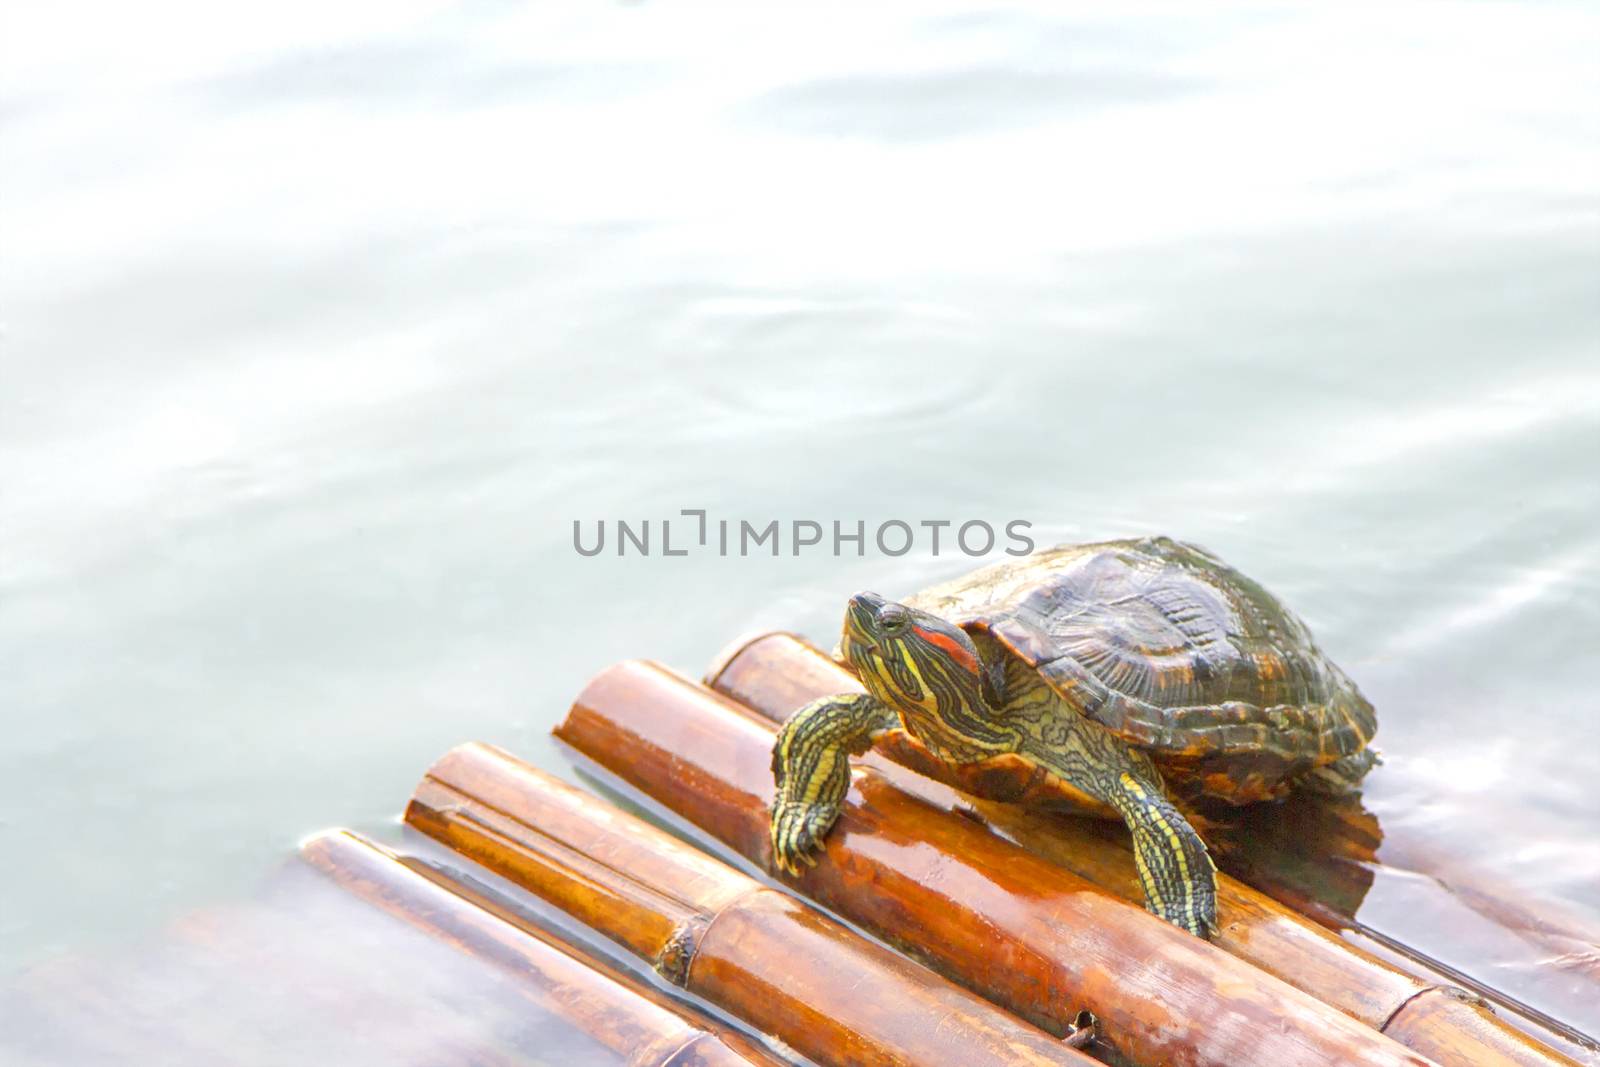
[768, 536, 1378, 938]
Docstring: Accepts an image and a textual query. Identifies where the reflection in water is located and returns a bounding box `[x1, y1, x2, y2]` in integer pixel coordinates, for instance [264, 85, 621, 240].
[1220, 779, 1600, 1050]
[0, 862, 630, 1067]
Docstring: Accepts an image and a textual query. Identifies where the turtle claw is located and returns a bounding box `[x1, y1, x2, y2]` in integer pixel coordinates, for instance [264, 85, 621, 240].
[769, 799, 838, 876]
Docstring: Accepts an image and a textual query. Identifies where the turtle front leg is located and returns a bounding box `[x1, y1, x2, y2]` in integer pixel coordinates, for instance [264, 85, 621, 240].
[1018, 740, 1218, 938]
[1105, 771, 1219, 938]
[769, 693, 899, 875]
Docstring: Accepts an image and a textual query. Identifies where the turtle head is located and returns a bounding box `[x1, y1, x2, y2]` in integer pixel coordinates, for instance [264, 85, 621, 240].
[840, 592, 1003, 714]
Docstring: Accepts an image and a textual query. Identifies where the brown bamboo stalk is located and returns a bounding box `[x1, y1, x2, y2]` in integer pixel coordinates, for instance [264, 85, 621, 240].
[1366, 834, 1600, 975]
[1220, 788, 1600, 1060]
[705, 630, 1589, 1067]
[4, 885, 561, 1067]
[553, 659, 1446, 1067]
[1200, 695, 1600, 988]
[300, 829, 783, 1067]
[404, 743, 1101, 1067]
[350, 836, 790, 1066]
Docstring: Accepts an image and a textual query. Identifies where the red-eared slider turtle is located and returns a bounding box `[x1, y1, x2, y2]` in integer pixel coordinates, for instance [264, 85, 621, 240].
[769, 536, 1378, 937]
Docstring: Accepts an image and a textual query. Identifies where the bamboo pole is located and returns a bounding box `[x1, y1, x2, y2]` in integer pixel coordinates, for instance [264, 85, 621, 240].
[705, 631, 1587, 1067]
[4, 874, 566, 1067]
[1221, 784, 1600, 1059]
[337, 833, 788, 1066]
[404, 743, 1101, 1067]
[553, 659, 1444, 1067]
[1225, 782, 1600, 1049]
[300, 829, 784, 1067]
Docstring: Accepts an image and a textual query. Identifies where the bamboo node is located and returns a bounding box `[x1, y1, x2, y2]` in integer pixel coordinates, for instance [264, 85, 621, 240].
[1063, 1009, 1099, 1050]
[656, 916, 709, 987]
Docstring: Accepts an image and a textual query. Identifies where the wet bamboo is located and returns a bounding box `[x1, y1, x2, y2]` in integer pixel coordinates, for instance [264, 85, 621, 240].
[1221, 790, 1600, 1061]
[1370, 833, 1600, 976]
[300, 829, 783, 1067]
[555, 659, 1442, 1067]
[404, 743, 1100, 1067]
[383, 840, 791, 1066]
[705, 630, 1585, 1067]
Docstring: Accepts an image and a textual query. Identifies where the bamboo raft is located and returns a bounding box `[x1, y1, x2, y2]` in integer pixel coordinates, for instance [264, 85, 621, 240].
[11, 631, 1595, 1067]
[703, 632, 1600, 1067]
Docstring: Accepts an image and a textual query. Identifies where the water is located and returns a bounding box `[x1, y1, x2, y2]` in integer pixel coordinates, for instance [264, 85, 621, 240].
[2, 0, 1597, 1052]
[2, 856, 652, 1067]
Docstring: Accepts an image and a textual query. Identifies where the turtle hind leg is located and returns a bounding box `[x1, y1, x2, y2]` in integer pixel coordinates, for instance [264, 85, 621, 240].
[1107, 771, 1220, 938]
[1297, 748, 1381, 797]
[769, 692, 898, 876]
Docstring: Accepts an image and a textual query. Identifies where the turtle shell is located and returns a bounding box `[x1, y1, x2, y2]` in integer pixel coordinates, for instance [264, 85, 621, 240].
[903, 536, 1376, 804]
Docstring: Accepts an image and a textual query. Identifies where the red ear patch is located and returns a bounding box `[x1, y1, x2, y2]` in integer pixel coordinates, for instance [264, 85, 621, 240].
[915, 625, 980, 675]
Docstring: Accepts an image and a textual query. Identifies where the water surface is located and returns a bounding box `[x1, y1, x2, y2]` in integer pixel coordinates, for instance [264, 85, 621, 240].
[2, 0, 1597, 1052]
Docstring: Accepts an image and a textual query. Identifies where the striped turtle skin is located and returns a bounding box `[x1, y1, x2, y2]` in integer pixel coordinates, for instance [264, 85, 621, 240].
[904, 536, 1377, 805]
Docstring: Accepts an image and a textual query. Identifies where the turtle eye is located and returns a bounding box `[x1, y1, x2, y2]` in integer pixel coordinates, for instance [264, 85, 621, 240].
[879, 605, 911, 637]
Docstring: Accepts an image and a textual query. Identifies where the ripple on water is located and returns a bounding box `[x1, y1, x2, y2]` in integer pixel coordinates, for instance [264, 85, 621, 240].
[668, 295, 1003, 428]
